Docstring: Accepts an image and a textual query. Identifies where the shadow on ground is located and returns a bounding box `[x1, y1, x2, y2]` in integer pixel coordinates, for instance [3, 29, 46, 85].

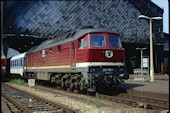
[97, 83, 144, 96]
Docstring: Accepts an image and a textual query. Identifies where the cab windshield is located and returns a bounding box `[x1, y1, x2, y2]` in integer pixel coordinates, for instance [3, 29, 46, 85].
[109, 36, 121, 47]
[91, 36, 106, 47]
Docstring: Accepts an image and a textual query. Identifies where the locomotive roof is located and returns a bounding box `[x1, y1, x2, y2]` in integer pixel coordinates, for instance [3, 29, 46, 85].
[27, 28, 120, 54]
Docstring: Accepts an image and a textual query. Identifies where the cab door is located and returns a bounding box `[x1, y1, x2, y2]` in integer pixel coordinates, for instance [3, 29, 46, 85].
[70, 42, 76, 67]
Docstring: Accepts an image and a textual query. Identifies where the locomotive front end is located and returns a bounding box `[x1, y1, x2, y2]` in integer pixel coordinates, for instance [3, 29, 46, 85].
[82, 32, 129, 92]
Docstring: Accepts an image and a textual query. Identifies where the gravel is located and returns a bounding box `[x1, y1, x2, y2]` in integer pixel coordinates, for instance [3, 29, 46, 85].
[4, 82, 156, 113]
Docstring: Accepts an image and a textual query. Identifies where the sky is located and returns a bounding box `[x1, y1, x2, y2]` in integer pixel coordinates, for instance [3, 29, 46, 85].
[151, 0, 169, 34]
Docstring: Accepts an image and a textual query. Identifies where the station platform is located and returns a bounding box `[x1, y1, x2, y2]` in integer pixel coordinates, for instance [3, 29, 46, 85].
[123, 74, 169, 101]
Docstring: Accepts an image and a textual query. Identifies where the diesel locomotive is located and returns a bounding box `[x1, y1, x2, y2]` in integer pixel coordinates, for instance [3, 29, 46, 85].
[10, 27, 129, 92]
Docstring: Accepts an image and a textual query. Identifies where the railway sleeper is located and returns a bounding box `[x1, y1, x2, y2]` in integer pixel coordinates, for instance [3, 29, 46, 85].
[137, 102, 150, 109]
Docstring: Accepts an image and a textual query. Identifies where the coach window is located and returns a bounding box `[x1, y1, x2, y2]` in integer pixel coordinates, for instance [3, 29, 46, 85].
[50, 48, 52, 55]
[58, 46, 61, 53]
[72, 43, 75, 50]
[21, 59, 22, 66]
[46, 49, 49, 55]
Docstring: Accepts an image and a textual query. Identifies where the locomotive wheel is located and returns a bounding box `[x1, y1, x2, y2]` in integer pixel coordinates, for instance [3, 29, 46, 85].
[70, 83, 75, 92]
[74, 74, 84, 93]
[61, 81, 66, 90]
[55, 74, 62, 86]
[65, 74, 71, 88]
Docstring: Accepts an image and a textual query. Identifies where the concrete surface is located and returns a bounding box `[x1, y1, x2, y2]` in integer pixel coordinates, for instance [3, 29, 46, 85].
[123, 77, 169, 101]
[1, 96, 11, 113]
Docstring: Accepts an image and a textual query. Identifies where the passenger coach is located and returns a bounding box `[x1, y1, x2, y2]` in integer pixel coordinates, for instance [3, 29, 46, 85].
[10, 52, 26, 77]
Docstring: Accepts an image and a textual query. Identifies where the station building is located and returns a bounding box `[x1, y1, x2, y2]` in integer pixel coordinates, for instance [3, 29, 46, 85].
[2, 0, 169, 74]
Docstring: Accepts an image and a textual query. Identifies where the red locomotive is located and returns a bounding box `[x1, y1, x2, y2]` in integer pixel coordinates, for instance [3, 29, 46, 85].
[1, 50, 6, 78]
[24, 27, 129, 92]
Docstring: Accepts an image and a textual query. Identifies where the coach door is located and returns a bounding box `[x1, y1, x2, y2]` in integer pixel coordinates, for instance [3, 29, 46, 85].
[71, 42, 76, 67]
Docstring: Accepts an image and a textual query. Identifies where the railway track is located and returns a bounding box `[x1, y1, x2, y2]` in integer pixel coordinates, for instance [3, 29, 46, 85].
[99, 93, 169, 111]
[26, 83, 169, 111]
[2, 82, 168, 112]
[1, 83, 79, 113]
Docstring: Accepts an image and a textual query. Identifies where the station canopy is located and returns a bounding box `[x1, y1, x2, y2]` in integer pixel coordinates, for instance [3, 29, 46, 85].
[2, 0, 163, 52]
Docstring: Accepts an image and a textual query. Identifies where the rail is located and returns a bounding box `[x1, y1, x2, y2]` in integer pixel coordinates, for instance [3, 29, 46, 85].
[99, 93, 169, 111]
[1, 83, 79, 113]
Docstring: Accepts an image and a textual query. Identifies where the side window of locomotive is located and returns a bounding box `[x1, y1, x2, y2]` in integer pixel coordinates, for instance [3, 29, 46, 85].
[40, 51, 42, 57]
[84, 39, 87, 48]
[109, 36, 121, 47]
[91, 36, 105, 47]
[46, 49, 49, 55]
[72, 43, 75, 50]
[50, 48, 52, 55]
[79, 39, 87, 48]
[58, 46, 61, 53]
[37, 52, 39, 57]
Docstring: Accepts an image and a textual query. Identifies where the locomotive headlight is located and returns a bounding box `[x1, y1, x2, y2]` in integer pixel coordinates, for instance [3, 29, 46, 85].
[89, 67, 96, 72]
[119, 74, 124, 77]
[105, 50, 113, 58]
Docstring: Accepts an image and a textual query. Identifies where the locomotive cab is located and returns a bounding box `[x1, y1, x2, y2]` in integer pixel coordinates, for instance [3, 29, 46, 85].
[77, 32, 129, 91]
